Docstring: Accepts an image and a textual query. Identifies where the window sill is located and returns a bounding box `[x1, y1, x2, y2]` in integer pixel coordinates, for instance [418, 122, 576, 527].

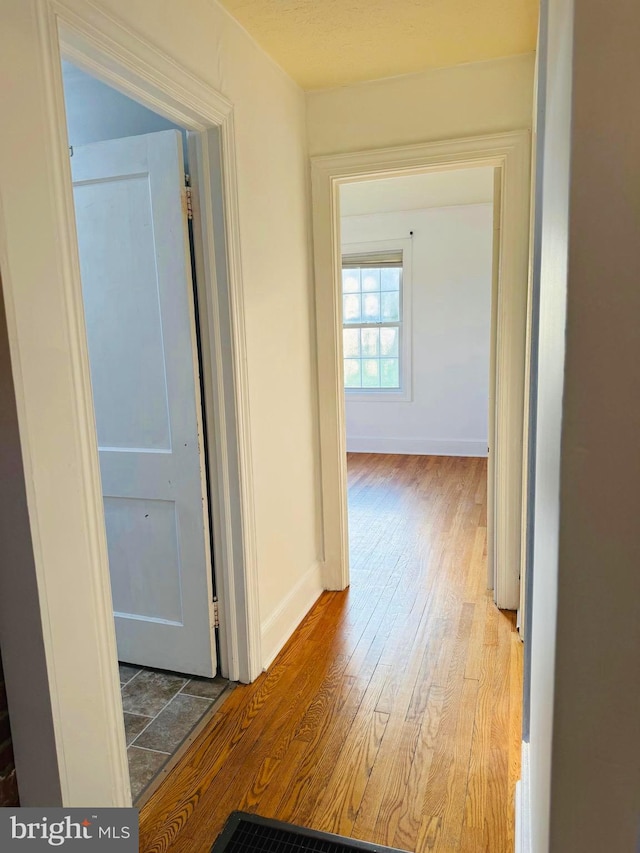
[345, 388, 412, 403]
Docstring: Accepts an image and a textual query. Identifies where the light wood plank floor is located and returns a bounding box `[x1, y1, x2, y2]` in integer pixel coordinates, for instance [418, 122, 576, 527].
[140, 454, 523, 853]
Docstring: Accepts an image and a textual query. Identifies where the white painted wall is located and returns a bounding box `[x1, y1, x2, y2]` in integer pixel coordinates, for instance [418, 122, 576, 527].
[527, 0, 572, 846]
[306, 53, 536, 156]
[528, 0, 640, 851]
[340, 169, 496, 217]
[550, 0, 640, 843]
[62, 61, 182, 146]
[341, 203, 493, 456]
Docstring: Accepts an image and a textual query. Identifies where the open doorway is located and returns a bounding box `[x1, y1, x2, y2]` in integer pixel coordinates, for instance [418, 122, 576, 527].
[60, 60, 231, 801]
[311, 132, 531, 618]
[337, 164, 502, 665]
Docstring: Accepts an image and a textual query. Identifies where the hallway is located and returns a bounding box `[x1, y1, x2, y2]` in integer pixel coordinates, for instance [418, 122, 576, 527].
[139, 454, 522, 853]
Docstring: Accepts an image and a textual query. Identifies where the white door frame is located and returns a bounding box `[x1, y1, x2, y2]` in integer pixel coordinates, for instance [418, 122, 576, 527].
[59, 10, 263, 682]
[311, 131, 531, 609]
[0, 0, 260, 805]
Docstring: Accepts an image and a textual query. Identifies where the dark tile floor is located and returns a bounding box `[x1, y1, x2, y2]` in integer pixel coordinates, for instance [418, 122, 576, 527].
[119, 663, 229, 801]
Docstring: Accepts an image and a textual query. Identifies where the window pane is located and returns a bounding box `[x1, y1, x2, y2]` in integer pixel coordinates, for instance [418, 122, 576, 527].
[344, 358, 361, 388]
[362, 359, 380, 387]
[361, 269, 380, 292]
[342, 269, 360, 294]
[343, 328, 360, 357]
[363, 292, 380, 321]
[380, 358, 400, 388]
[381, 267, 400, 292]
[380, 326, 399, 357]
[361, 327, 379, 357]
[381, 291, 400, 321]
[343, 293, 361, 323]
[342, 258, 404, 395]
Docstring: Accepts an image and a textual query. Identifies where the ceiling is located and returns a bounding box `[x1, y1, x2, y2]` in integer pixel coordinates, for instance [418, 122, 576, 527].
[216, 0, 539, 90]
[340, 168, 494, 218]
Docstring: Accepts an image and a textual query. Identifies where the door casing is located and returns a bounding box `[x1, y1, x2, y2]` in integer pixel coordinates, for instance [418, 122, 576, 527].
[311, 132, 531, 609]
[59, 14, 263, 679]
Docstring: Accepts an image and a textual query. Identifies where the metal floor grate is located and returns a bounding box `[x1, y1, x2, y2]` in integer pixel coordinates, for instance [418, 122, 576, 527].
[211, 813, 411, 853]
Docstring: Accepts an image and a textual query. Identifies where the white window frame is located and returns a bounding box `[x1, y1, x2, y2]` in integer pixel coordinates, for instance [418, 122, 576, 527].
[341, 238, 413, 402]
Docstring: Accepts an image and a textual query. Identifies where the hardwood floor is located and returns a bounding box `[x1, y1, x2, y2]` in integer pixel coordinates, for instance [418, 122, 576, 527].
[139, 454, 523, 853]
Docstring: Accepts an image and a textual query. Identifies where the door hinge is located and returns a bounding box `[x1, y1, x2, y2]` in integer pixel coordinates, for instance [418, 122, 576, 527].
[183, 186, 194, 221]
[213, 597, 220, 629]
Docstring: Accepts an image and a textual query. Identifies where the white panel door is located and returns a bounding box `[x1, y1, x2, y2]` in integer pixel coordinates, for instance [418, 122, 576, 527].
[72, 129, 217, 677]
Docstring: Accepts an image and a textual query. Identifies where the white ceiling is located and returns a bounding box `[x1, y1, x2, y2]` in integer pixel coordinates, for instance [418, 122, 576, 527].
[340, 167, 495, 218]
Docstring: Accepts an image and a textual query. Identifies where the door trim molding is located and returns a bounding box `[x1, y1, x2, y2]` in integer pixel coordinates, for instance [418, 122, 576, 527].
[515, 742, 532, 853]
[55, 1, 262, 682]
[0, 0, 260, 805]
[311, 131, 531, 607]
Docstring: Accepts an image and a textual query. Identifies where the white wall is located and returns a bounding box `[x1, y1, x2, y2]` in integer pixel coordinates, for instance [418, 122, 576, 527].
[529, 0, 640, 851]
[340, 169, 496, 217]
[527, 0, 572, 847]
[62, 61, 182, 147]
[550, 0, 640, 844]
[307, 53, 536, 156]
[341, 203, 493, 456]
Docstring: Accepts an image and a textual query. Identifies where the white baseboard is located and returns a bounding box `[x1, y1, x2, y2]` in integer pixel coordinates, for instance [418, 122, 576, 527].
[346, 436, 488, 457]
[260, 562, 323, 670]
[515, 742, 531, 853]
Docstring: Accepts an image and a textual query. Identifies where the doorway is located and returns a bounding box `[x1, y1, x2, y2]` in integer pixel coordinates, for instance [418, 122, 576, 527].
[61, 59, 233, 800]
[62, 60, 218, 678]
[338, 164, 498, 678]
[311, 132, 531, 616]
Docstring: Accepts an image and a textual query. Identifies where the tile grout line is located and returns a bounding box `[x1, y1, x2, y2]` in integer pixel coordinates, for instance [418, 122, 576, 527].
[119, 668, 142, 689]
[130, 694, 214, 749]
[122, 673, 188, 717]
[129, 745, 171, 756]
[179, 689, 225, 700]
[122, 670, 188, 746]
[126, 682, 212, 749]
[127, 692, 183, 747]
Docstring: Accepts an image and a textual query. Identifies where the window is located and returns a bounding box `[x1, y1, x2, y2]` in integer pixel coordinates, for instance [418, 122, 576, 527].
[341, 242, 411, 400]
